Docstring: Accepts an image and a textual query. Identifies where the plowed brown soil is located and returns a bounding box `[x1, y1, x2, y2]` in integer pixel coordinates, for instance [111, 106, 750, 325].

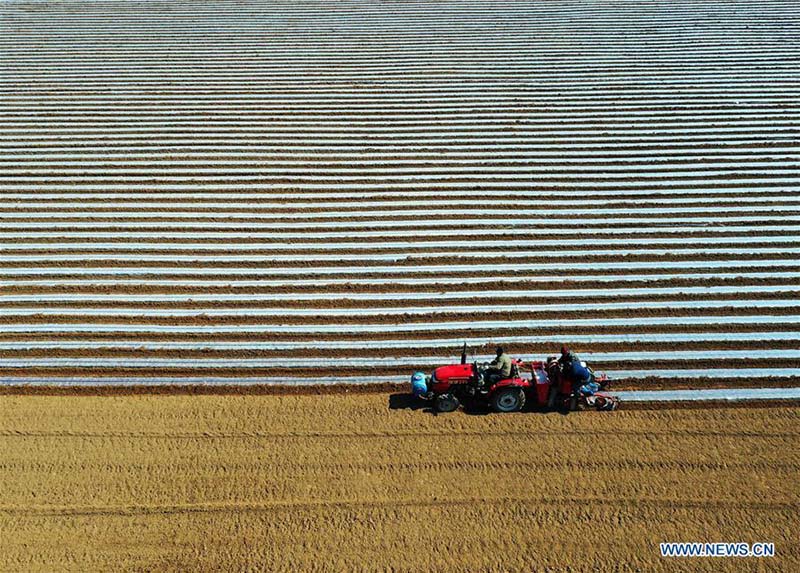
[1, 338, 798, 359]
[2, 243, 796, 257]
[4, 268, 794, 283]
[3, 253, 798, 268]
[1, 394, 797, 572]
[2, 291, 796, 309]
[4, 230, 797, 246]
[15, 193, 800, 206]
[11, 201, 800, 213]
[2, 275, 795, 295]
[2, 367, 799, 387]
[2, 308, 798, 331]
[0, 322, 795, 341]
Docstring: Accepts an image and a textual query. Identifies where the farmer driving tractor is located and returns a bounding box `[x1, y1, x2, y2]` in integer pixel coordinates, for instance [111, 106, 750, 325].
[484, 346, 512, 385]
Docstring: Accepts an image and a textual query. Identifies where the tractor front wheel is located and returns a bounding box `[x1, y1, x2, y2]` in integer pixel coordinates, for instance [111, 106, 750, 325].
[491, 388, 526, 413]
[434, 393, 460, 413]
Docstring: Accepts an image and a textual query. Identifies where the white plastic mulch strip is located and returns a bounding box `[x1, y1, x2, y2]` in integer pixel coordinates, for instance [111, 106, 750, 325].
[0, 111, 798, 122]
[616, 387, 800, 401]
[5, 111, 796, 120]
[1, 299, 798, 317]
[5, 198, 800, 210]
[4, 261, 799, 277]
[5, 237, 800, 252]
[0, 163, 798, 177]
[2, 180, 798, 192]
[2, 285, 798, 302]
[4, 207, 800, 219]
[2, 153, 797, 163]
[1, 351, 799, 368]
[0, 376, 408, 387]
[6, 316, 800, 334]
[612, 368, 800, 378]
[4, 272, 800, 287]
[4, 95, 799, 105]
[3, 132, 793, 141]
[4, 188, 800, 201]
[4, 225, 799, 239]
[7, 217, 800, 230]
[3, 248, 800, 263]
[8, 121, 796, 132]
[3, 163, 799, 175]
[2, 332, 800, 351]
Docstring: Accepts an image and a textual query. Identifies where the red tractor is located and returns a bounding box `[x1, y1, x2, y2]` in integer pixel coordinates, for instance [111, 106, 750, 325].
[410, 350, 619, 413]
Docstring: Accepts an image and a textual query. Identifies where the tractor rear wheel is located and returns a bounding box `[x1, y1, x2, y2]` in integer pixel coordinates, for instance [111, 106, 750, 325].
[434, 393, 460, 413]
[491, 388, 526, 413]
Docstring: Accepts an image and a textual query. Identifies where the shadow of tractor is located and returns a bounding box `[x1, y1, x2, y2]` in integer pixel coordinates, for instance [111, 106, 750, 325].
[388, 392, 571, 416]
[388, 393, 493, 416]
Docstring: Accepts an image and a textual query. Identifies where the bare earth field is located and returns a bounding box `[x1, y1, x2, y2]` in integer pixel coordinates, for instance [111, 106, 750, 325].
[1, 394, 797, 572]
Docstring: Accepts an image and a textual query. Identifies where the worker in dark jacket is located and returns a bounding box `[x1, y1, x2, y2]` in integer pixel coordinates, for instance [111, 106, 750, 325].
[485, 346, 512, 384]
[558, 345, 591, 394]
[558, 345, 578, 368]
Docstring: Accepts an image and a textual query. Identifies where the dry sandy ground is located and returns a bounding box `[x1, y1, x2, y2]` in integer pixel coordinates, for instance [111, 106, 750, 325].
[0, 395, 797, 572]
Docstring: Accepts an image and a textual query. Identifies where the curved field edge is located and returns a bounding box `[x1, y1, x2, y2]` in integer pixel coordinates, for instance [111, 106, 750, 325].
[0, 394, 798, 572]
